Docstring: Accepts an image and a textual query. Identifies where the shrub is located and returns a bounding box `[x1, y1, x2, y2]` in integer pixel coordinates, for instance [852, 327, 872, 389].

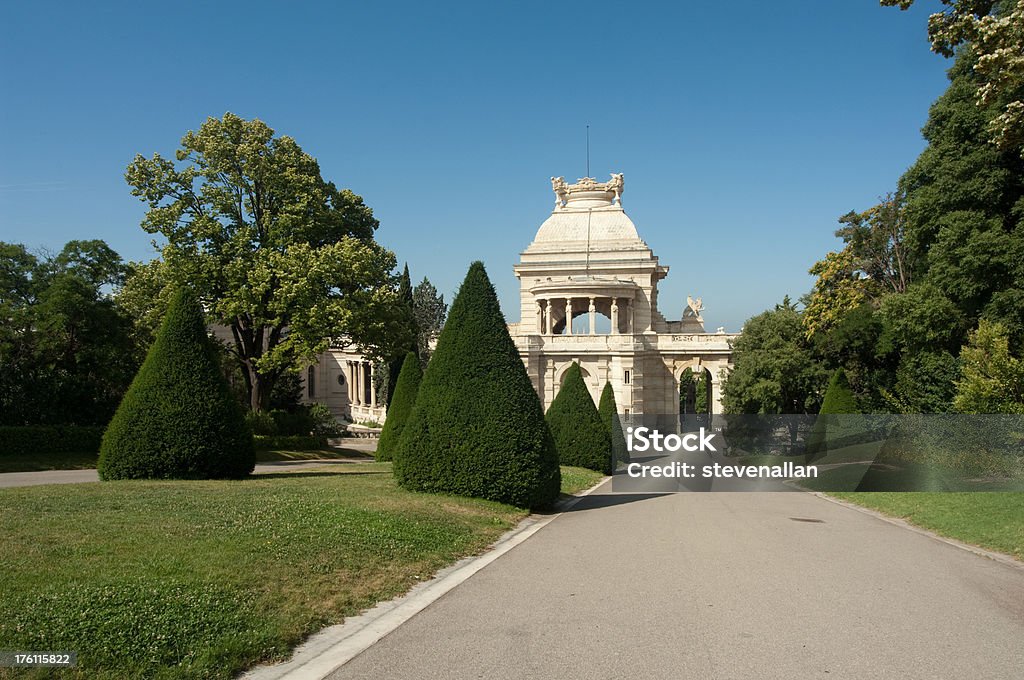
[393, 262, 560, 508]
[377, 351, 422, 461]
[0, 426, 105, 456]
[269, 408, 315, 436]
[245, 411, 278, 436]
[98, 289, 255, 480]
[598, 382, 629, 467]
[806, 368, 859, 461]
[308, 403, 344, 436]
[546, 364, 612, 474]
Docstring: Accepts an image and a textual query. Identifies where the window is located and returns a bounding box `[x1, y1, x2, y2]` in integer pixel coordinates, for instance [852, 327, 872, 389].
[307, 366, 316, 398]
[623, 370, 631, 385]
[624, 408, 631, 422]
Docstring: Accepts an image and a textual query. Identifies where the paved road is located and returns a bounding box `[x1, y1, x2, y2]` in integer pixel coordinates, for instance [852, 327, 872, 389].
[327, 484, 1024, 680]
[0, 456, 377, 488]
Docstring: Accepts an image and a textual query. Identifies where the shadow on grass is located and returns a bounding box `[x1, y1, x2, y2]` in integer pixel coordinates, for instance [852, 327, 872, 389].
[250, 470, 391, 481]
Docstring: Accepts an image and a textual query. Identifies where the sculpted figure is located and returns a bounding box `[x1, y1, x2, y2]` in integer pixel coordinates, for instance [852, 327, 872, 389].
[608, 172, 624, 204]
[551, 176, 567, 208]
[685, 296, 704, 319]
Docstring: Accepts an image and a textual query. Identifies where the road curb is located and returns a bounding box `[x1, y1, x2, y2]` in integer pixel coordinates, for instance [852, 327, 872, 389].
[240, 476, 611, 680]
[812, 492, 1024, 572]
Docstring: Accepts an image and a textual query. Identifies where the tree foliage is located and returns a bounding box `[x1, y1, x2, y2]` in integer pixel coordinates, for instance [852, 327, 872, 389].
[954, 319, 1024, 412]
[722, 298, 828, 414]
[98, 288, 254, 480]
[0, 240, 138, 425]
[883, 0, 1024, 156]
[412, 276, 448, 364]
[819, 368, 859, 414]
[393, 262, 560, 509]
[376, 351, 422, 461]
[598, 381, 628, 467]
[546, 364, 612, 474]
[387, 264, 418, 407]
[124, 112, 410, 411]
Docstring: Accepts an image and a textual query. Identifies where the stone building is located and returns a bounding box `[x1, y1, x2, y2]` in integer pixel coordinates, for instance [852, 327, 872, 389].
[302, 172, 735, 426]
[508, 174, 736, 423]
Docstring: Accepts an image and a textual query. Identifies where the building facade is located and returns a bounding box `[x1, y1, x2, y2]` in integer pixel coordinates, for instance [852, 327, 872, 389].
[304, 172, 735, 425]
[508, 174, 736, 423]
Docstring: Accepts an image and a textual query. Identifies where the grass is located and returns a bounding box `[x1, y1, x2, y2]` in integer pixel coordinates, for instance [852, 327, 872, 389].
[830, 492, 1024, 561]
[0, 462, 600, 679]
[559, 465, 605, 496]
[0, 445, 368, 473]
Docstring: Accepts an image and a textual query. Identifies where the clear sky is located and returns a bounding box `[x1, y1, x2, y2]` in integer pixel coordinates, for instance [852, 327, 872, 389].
[0, 1, 952, 331]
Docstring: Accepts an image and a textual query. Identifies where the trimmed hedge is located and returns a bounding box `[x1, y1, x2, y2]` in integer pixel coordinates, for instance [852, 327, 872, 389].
[546, 363, 612, 474]
[598, 382, 629, 467]
[376, 351, 421, 461]
[98, 289, 255, 480]
[820, 368, 858, 414]
[0, 426, 105, 456]
[393, 262, 560, 509]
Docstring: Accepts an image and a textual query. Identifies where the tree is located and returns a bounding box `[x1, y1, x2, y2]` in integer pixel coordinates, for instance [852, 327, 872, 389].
[376, 351, 422, 461]
[722, 298, 828, 415]
[882, 0, 1024, 157]
[0, 241, 138, 426]
[819, 368, 859, 414]
[125, 112, 410, 412]
[387, 264, 418, 407]
[393, 262, 560, 509]
[598, 381, 628, 467]
[953, 319, 1024, 412]
[412, 276, 447, 364]
[98, 288, 254, 480]
[546, 364, 612, 474]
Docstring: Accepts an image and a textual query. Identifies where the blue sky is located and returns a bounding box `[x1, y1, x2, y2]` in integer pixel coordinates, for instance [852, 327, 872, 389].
[0, 1, 951, 331]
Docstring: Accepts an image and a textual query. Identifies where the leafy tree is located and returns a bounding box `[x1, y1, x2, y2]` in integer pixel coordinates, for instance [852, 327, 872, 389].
[678, 367, 710, 414]
[883, 0, 1024, 156]
[377, 351, 422, 461]
[598, 381, 628, 467]
[98, 288, 254, 480]
[0, 241, 138, 426]
[546, 363, 612, 474]
[387, 264, 418, 407]
[393, 262, 560, 509]
[722, 298, 828, 414]
[412, 276, 447, 364]
[953, 319, 1024, 412]
[125, 112, 410, 412]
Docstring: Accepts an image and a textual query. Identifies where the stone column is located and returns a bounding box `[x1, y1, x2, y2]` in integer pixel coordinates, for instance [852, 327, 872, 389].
[536, 299, 544, 334]
[588, 297, 596, 335]
[565, 298, 573, 335]
[369, 363, 377, 408]
[544, 299, 552, 336]
[611, 299, 619, 335]
[352, 361, 361, 406]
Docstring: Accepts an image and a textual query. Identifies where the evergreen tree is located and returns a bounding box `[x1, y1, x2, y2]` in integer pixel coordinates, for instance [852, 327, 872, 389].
[546, 364, 612, 474]
[598, 381, 628, 467]
[376, 351, 422, 460]
[387, 263, 418, 406]
[819, 368, 858, 414]
[393, 262, 560, 508]
[98, 288, 254, 480]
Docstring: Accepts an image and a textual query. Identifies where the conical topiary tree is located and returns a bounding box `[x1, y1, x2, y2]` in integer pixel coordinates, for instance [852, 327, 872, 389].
[598, 381, 629, 468]
[546, 363, 612, 474]
[376, 351, 421, 461]
[806, 367, 859, 462]
[393, 262, 560, 508]
[98, 288, 254, 480]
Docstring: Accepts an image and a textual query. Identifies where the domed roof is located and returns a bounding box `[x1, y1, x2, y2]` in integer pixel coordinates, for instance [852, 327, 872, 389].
[531, 174, 641, 244]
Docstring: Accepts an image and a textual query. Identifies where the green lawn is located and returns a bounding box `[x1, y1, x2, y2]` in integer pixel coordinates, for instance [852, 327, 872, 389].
[830, 492, 1024, 561]
[0, 463, 602, 679]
